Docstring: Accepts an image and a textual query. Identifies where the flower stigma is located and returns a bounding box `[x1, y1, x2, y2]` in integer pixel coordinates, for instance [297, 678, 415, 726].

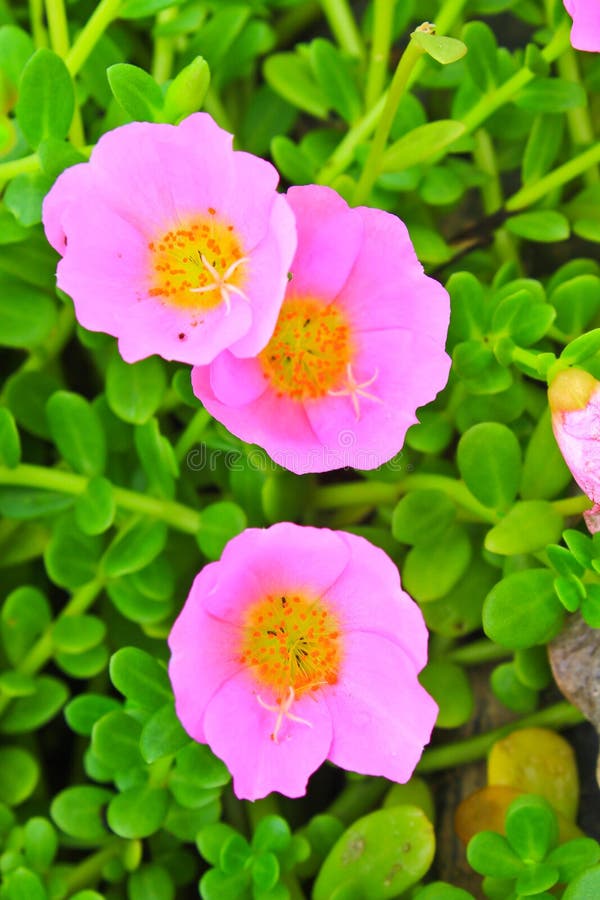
[256, 687, 313, 743]
[328, 363, 383, 420]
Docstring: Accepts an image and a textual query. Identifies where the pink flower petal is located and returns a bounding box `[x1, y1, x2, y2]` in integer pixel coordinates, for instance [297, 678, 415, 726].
[227, 151, 280, 249]
[203, 524, 350, 624]
[168, 565, 244, 744]
[550, 370, 600, 505]
[192, 362, 327, 473]
[116, 290, 253, 366]
[90, 116, 234, 233]
[563, 0, 600, 51]
[228, 193, 298, 359]
[209, 353, 268, 406]
[326, 632, 438, 782]
[55, 199, 149, 336]
[584, 504, 600, 534]
[342, 205, 450, 345]
[306, 329, 451, 470]
[204, 669, 333, 800]
[285, 185, 364, 300]
[56, 195, 255, 365]
[325, 532, 428, 671]
[42, 162, 91, 254]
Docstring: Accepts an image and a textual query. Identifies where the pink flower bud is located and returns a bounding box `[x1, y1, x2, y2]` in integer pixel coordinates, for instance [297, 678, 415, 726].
[549, 368, 600, 532]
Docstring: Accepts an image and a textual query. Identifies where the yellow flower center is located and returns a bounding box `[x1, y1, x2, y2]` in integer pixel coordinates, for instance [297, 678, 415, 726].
[147, 209, 248, 312]
[237, 591, 342, 701]
[258, 297, 354, 400]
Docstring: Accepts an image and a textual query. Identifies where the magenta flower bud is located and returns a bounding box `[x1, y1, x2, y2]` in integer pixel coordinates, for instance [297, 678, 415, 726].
[549, 368, 600, 532]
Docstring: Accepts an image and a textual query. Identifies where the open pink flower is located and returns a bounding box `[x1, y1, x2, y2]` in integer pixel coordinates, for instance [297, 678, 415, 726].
[563, 0, 600, 52]
[191, 184, 450, 474]
[549, 368, 600, 532]
[168, 523, 437, 801]
[42, 113, 296, 365]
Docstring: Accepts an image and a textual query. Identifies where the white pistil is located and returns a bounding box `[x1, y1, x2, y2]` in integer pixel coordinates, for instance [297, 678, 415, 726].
[256, 686, 313, 743]
[189, 254, 251, 314]
[328, 363, 383, 420]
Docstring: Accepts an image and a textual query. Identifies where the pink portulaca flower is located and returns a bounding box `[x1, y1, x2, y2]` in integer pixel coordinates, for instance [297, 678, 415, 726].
[563, 0, 600, 52]
[191, 184, 450, 474]
[168, 523, 437, 801]
[549, 368, 600, 532]
[42, 113, 296, 365]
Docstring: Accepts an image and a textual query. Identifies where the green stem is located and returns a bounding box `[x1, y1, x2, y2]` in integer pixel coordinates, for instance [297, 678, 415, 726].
[174, 408, 212, 463]
[472, 128, 519, 265]
[459, 20, 570, 136]
[364, 0, 395, 109]
[509, 345, 556, 380]
[0, 143, 92, 187]
[553, 494, 592, 517]
[21, 579, 104, 676]
[0, 464, 202, 534]
[66, 0, 122, 76]
[29, 0, 47, 47]
[352, 36, 424, 205]
[0, 153, 42, 187]
[506, 141, 600, 212]
[45, 0, 70, 57]
[445, 639, 511, 667]
[151, 7, 178, 84]
[45, 0, 86, 145]
[327, 777, 389, 824]
[417, 701, 585, 773]
[0, 579, 104, 717]
[62, 839, 125, 894]
[558, 49, 597, 161]
[315, 0, 467, 185]
[403, 475, 498, 522]
[317, 94, 386, 185]
[316, 474, 498, 523]
[320, 0, 365, 59]
[316, 480, 397, 509]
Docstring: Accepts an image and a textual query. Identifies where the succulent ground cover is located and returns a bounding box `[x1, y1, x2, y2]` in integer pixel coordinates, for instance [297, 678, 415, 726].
[1, 0, 600, 898]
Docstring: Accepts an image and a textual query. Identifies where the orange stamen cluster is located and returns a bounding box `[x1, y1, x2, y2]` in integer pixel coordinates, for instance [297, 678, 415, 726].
[237, 591, 342, 700]
[259, 297, 353, 399]
[147, 209, 246, 310]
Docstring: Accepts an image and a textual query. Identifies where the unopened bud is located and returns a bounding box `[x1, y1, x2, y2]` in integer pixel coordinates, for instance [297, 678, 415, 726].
[549, 367, 600, 532]
[164, 57, 210, 125]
